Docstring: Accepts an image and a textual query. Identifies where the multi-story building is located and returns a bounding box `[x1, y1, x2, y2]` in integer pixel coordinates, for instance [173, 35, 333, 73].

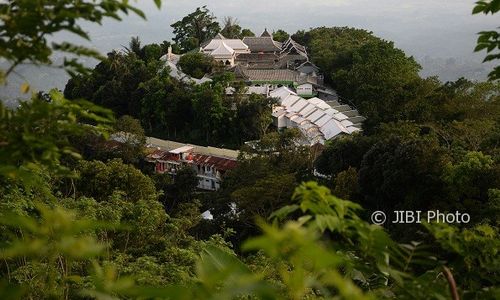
[145, 137, 238, 191]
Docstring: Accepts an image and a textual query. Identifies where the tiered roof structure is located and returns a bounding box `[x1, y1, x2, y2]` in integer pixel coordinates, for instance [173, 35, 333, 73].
[200, 33, 250, 66]
[242, 30, 283, 53]
[202, 33, 249, 54]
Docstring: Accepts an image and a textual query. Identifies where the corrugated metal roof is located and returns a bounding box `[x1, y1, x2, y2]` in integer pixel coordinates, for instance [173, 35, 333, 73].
[320, 119, 346, 140]
[289, 99, 309, 112]
[191, 154, 238, 171]
[298, 103, 317, 116]
[270, 87, 363, 144]
[281, 95, 301, 107]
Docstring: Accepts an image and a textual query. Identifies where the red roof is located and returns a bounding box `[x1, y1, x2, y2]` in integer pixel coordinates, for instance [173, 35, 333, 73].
[146, 149, 238, 171]
[159, 152, 180, 162]
[191, 154, 238, 171]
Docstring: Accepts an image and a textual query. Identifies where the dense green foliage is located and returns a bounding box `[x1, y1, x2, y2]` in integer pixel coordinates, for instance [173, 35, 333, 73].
[473, 0, 500, 81]
[297, 27, 422, 131]
[64, 47, 275, 148]
[312, 81, 500, 238]
[171, 6, 221, 52]
[272, 29, 290, 42]
[0, 0, 161, 83]
[1, 2, 499, 300]
[177, 52, 215, 79]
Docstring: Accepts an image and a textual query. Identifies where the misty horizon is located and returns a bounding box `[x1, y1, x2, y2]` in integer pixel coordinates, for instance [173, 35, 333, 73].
[1, 0, 498, 102]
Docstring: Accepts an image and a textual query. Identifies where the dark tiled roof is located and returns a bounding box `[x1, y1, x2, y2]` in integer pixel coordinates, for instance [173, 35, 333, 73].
[261, 28, 272, 37]
[244, 69, 298, 81]
[234, 67, 318, 84]
[236, 53, 279, 61]
[242, 37, 282, 53]
[235, 53, 307, 70]
[282, 38, 307, 54]
[297, 61, 319, 70]
[279, 54, 308, 66]
[236, 53, 280, 69]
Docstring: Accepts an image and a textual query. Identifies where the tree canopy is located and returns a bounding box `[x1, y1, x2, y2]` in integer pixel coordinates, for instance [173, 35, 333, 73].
[272, 29, 290, 42]
[473, 0, 500, 81]
[171, 6, 221, 52]
[0, 0, 161, 84]
[178, 52, 215, 79]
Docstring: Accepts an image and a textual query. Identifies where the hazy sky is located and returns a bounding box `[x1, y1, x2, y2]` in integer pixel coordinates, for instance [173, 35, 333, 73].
[2, 0, 498, 102]
[76, 0, 497, 60]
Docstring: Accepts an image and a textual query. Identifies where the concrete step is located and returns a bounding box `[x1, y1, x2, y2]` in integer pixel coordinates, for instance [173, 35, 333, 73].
[343, 110, 360, 117]
[349, 116, 366, 124]
[331, 104, 352, 112]
[325, 100, 340, 107]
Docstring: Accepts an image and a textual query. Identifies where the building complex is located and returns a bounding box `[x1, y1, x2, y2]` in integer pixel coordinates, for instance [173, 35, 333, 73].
[198, 29, 365, 144]
[157, 28, 365, 182]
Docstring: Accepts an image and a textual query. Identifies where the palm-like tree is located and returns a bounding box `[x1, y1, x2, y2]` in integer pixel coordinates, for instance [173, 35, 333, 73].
[123, 36, 144, 58]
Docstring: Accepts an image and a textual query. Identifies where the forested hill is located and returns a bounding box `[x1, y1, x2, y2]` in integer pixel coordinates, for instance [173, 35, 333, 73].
[0, 1, 499, 300]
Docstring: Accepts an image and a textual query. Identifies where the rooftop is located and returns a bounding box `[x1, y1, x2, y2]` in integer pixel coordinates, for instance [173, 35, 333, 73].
[270, 87, 362, 144]
[211, 42, 235, 56]
[191, 154, 238, 171]
[169, 145, 194, 154]
[234, 66, 318, 84]
[146, 137, 239, 160]
[242, 36, 282, 53]
[202, 37, 249, 52]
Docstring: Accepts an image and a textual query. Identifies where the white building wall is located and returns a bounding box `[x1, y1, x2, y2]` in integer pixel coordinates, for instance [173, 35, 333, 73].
[297, 83, 313, 96]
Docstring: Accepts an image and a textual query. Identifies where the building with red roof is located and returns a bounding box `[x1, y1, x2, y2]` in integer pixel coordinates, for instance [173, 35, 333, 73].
[145, 138, 239, 191]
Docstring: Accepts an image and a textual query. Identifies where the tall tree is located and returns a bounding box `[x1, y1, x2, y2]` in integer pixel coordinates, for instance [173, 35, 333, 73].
[171, 6, 220, 52]
[333, 39, 421, 130]
[272, 29, 290, 42]
[125, 36, 144, 58]
[240, 28, 256, 38]
[220, 17, 242, 38]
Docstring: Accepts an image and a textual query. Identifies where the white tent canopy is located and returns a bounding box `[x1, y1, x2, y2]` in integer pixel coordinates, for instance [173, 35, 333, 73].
[270, 87, 361, 145]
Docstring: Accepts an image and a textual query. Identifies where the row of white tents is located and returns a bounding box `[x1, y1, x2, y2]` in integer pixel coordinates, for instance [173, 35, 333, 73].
[271, 87, 363, 145]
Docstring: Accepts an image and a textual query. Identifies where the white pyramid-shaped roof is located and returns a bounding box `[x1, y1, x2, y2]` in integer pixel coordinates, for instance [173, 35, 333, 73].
[211, 42, 235, 56]
[203, 39, 248, 52]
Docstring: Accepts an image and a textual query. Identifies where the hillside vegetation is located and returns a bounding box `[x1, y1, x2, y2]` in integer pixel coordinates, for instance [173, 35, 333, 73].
[0, 1, 499, 299]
